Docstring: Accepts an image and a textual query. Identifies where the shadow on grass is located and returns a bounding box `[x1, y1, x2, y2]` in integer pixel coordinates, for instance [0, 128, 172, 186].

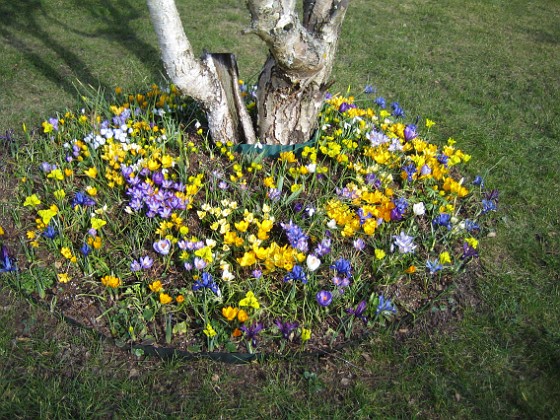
[0, 0, 161, 96]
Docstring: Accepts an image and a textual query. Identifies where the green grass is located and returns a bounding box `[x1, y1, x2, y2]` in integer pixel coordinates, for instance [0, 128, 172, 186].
[1, 0, 559, 417]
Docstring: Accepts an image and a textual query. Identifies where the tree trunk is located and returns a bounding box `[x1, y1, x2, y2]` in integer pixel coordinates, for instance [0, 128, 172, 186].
[147, 0, 349, 145]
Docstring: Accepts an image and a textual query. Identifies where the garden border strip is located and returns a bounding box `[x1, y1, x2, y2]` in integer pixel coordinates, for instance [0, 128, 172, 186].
[2, 278, 467, 365]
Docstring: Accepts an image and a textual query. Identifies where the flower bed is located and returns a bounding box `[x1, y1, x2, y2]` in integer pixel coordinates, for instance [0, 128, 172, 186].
[1, 83, 497, 354]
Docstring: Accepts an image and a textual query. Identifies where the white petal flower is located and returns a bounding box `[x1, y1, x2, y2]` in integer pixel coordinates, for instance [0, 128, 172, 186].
[306, 254, 321, 271]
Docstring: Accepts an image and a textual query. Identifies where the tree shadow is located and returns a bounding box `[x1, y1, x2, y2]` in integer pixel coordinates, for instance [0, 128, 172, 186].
[0, 0, 162, 97]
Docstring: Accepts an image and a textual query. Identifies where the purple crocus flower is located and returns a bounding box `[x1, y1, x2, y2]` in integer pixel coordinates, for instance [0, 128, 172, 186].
[151, 171, 164, 186]
[316, 290, 333, 306]
[461, 243, 479, 260]
[139, 256, 154, 269]
[281, 220, 309, 253]
[274, 319, 299, 340]
[40, 162, 56, 173]
[375, 97, 386, 108]
[130, 259, 142, 272]
[194, 257, 207, 270]
[347, 300, 368, 324]
[391, 197, 409, 221]
[314, 237, 331, 257]
[240, 323, 264, 346]
[402, 163, 417, 182]
[353, 238, 366, 251]
[338, 102, 356, 113]
[376, 295, 397, 315]
[365, 173, 382, 189]
[403, 124, 417, 141]
[420, 164, 431, 176]
[153, 239, 171, 255]
[332, 276, 350, 289]
[267, 188, 281, 201]
[392, 231, 416, 254]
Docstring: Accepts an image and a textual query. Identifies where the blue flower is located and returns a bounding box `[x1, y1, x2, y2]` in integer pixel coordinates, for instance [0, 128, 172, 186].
[0, 245, 17, 273]
[402, 163, 417, 182]
[465, 219, 480, 233]
[391, 102, 405, 118]
[437, 154, 449, 167]
[375, 97, 386, 108]
[192, 272, 220, 295]
[281, 220, 309, 253]
[330, 258, 352, 278]
[391, 197, 409, 220]
[363, 85, 375, 94]
[432, 213, 452, 230]
[426, 259, 444, 274]
[284, 265, 308, 284]
[80, 243, 92, 257]
[72, 192, 96, 208]
[472, 175, 484, 187]
[376, 295, 397, 315]
[42, 224, 57, 239]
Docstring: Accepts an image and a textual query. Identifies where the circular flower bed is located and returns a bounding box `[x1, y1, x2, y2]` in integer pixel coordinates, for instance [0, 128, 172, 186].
[1, 83, 497, 354]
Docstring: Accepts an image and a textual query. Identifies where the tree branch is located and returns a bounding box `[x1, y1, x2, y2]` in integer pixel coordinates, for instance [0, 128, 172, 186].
[147, 0, 214, 102]
[247, 0, 324, 76]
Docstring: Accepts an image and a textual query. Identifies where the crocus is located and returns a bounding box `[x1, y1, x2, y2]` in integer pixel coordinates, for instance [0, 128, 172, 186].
[306, 254, 321, 271]
[316, 290, 333, 307]
[153, 239, 171, 255]
[403, 124, 417, 141]
[392, 231, 416, 254]
[413, 202, 425, 216]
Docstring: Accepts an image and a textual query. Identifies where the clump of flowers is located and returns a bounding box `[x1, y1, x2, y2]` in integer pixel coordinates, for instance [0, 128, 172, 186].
[6, 83, 497, 354]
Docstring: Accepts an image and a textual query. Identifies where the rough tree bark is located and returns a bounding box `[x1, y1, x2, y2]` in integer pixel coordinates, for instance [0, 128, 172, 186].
[147, 0, 350, 145]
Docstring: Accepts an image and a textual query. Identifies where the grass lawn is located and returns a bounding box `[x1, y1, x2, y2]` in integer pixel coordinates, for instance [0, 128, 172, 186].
[1, 0, 559, 417]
